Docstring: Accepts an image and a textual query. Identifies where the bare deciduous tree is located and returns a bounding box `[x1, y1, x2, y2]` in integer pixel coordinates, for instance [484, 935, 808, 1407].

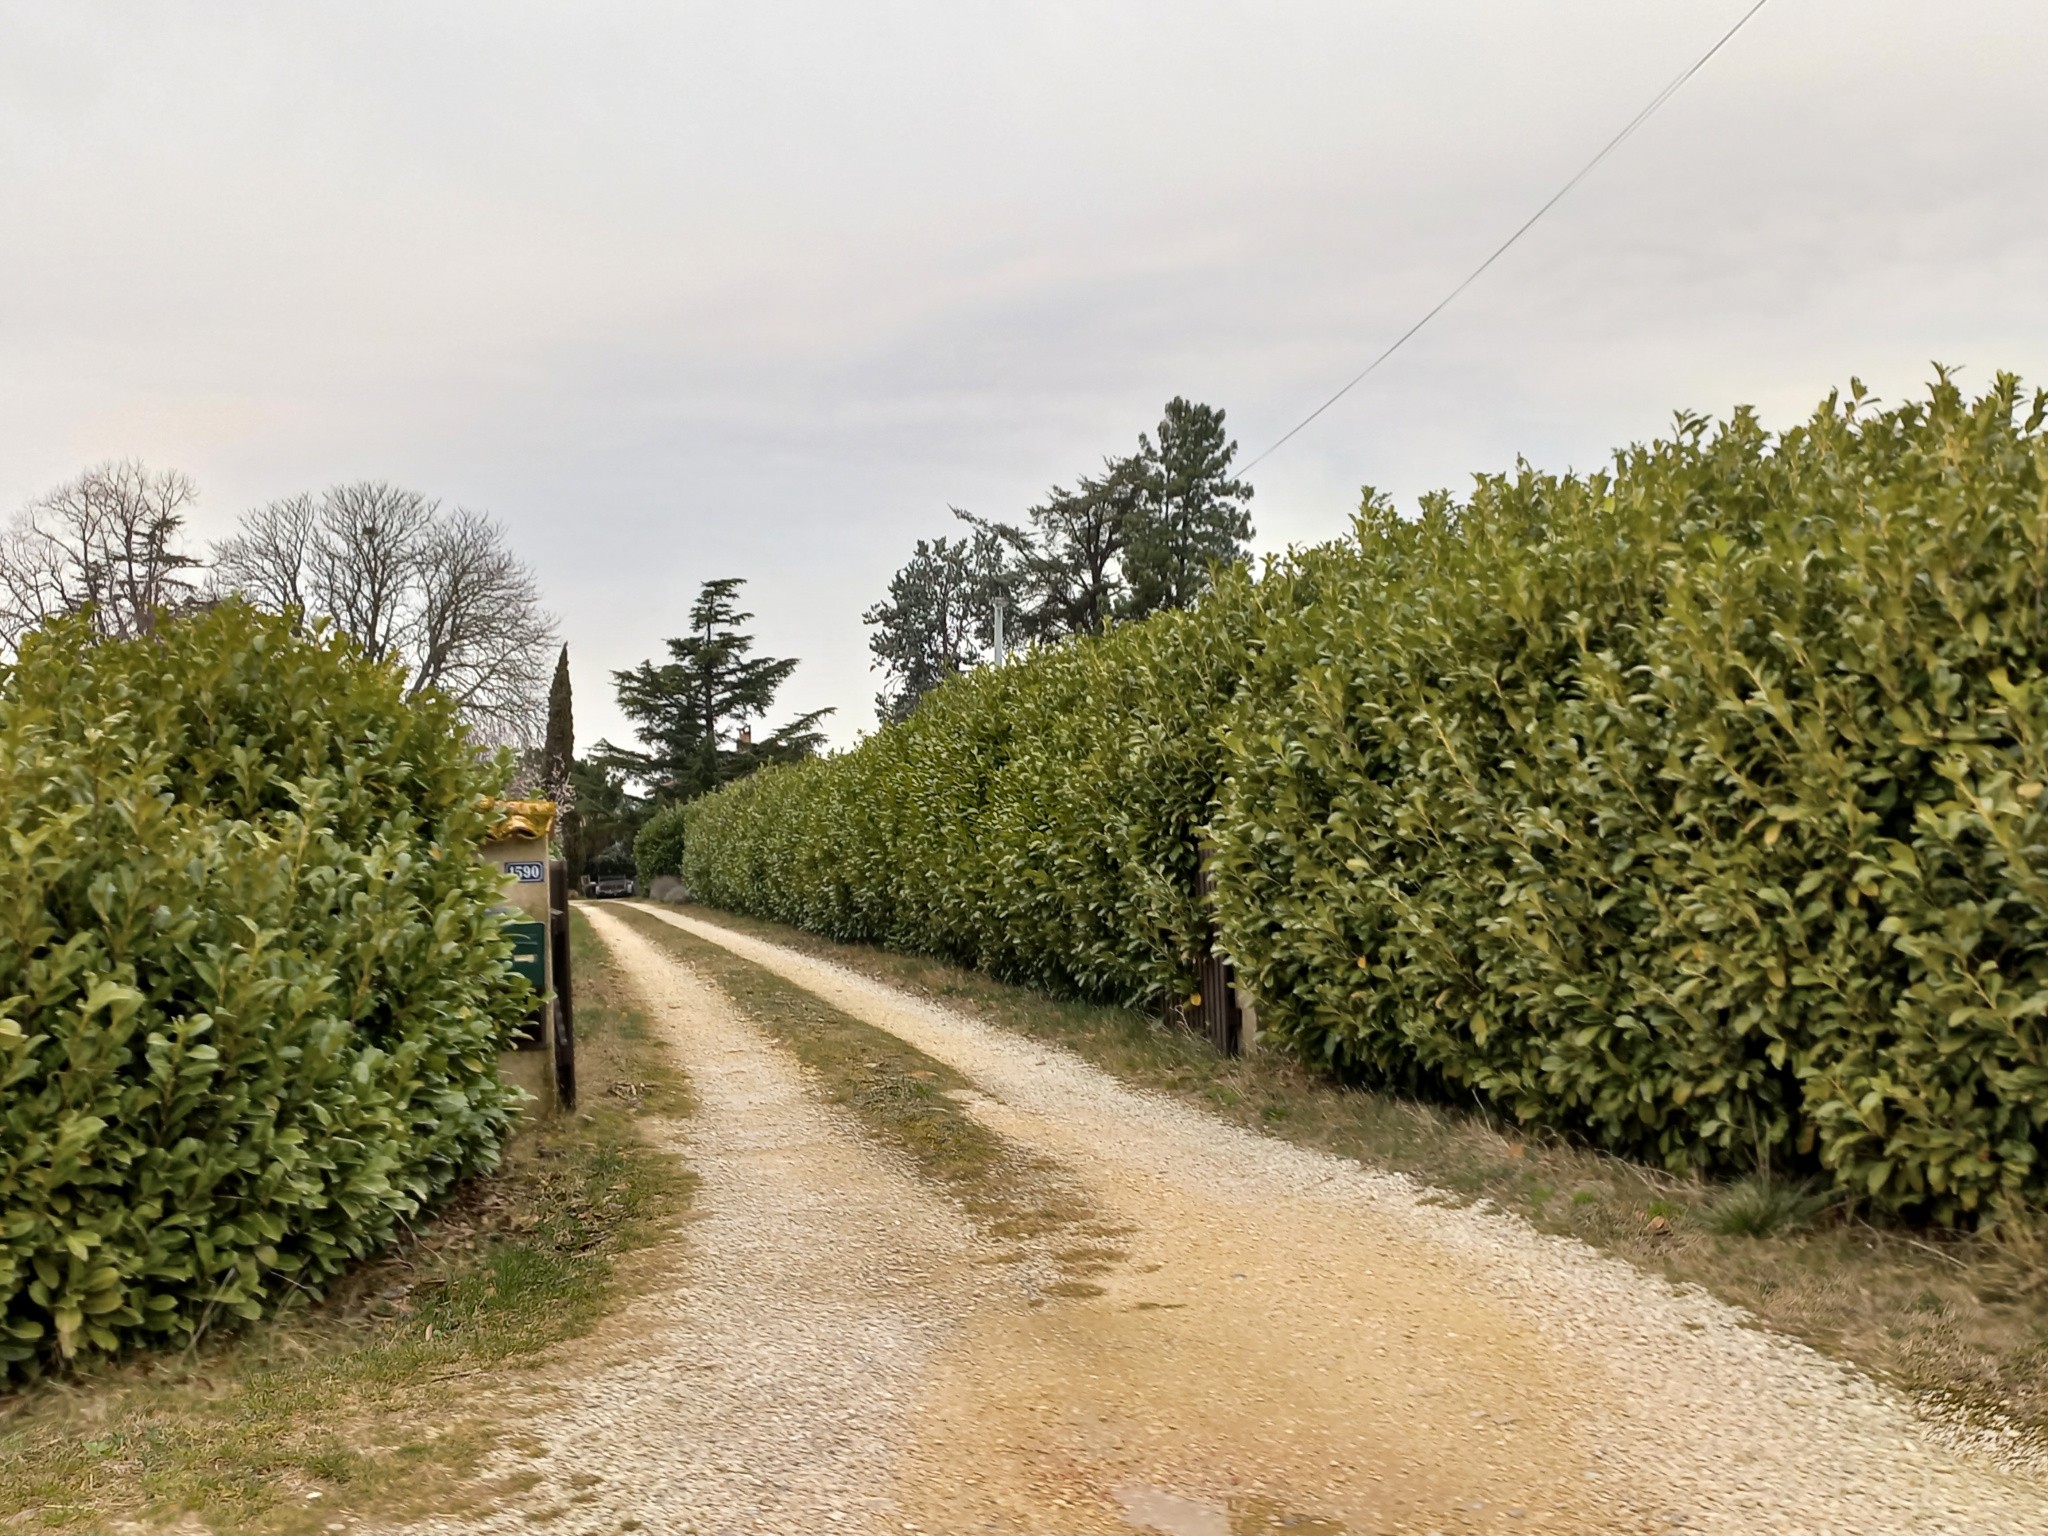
[0, 461, 203, 647]
[213, 482, 557, 744]
[212, 492, 316, 615]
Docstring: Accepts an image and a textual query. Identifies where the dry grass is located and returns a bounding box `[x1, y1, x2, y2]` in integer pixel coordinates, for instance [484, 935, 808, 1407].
[667, 901, 2048, 1438]
[0, 911, 694, 1535]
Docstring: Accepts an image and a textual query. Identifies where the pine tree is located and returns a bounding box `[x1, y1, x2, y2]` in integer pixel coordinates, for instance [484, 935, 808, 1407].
[1008, 456, 1145, 641]
[1121, 398, 1254, 619]
[862, 525, 1010, 722]
[596, 578, 830, 801]
[866, 396, 1250, 705]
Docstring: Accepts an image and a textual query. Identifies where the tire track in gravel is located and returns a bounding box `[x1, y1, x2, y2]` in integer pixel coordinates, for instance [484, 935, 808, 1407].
[393, 902, 985, 1536]
[630, 901, 2048, 1536]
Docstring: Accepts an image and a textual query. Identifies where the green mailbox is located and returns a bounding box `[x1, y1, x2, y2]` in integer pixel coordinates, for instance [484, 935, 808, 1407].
[506, 920, 547, 988]
[506, 919, 549, 1042]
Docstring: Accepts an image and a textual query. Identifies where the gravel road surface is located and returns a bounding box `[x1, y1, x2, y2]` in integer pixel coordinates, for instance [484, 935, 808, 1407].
[618, 902, 2048, 1536]
[393, 902, 2048, 1536]
[395, 906, 981, 1535]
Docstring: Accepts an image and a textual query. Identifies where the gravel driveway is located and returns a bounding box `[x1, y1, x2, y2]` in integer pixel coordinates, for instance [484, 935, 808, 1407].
[621, 902, 2048, 1536]
[393, 902, 2048, 1535]
[393, 905, 983, 1535]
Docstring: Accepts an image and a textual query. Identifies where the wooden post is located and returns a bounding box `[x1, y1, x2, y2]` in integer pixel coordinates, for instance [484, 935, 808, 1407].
[1194, 848, 1243, 1056]
[549, 858, 577, 1111]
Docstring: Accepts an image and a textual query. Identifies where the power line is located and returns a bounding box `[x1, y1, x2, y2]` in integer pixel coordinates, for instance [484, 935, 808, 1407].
[1238, 0, 1773, 474]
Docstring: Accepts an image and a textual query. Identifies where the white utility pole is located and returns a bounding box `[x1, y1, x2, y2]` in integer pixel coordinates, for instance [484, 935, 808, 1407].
[992, 595, 1007, 666]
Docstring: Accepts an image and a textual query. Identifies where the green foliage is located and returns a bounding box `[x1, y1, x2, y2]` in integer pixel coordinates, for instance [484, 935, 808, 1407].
[688, 570, 1259, 1004]
[564, 758, 645, 886]
[1120, 396, 1255, 619]
[688, 373, 2048, 1228]
[984, 464, 1139, 644]
[597, 577, 830, 801]
[1215, 372, 2048, 1225]
[635, 802, 689, 882]
[1703, 1179, 1833, 1239]
[0, 603, 526, 1379]
[874, 397, 1253, 723]
[542, 644, 573, 806]
[863, 524, 1011, 723]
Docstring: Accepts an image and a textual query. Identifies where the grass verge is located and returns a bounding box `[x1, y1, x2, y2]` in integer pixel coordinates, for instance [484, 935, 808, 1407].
[0, 910, 693, 1535]
[663, 900, 2048, 1438]
[609, 904, 1126, 1297]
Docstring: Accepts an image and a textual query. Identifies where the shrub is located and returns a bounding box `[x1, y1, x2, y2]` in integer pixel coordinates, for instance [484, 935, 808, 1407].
[684, 571, 1260, 1004]
[0, 604, 527, 1378]
[1214, 374, 2048, 1223]
[685, 374, 2048, 1227]
[635, 802, 688, 883]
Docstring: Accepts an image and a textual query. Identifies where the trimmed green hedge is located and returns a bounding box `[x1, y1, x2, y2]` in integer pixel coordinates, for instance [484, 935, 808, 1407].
[1, 604, 526, 1377]
[686, 374, 2048, 1225]
[634, 802, 688, 884]
[685, 576, 1256, 1003]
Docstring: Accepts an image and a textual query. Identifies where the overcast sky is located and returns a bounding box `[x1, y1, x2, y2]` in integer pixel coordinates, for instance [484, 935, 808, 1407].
[3, 2, 2044, 753]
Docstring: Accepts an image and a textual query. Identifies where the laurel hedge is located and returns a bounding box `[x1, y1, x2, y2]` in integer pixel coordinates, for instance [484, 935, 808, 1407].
[634, 801, 689, 884]
[683, 578, 1256, 1003]
[0, 604, 527, 1378]
[686, 373, 2048, 1225]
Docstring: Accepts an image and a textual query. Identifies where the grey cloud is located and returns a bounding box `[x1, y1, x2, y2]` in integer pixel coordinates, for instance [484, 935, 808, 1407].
[2, 2, 2044, 748]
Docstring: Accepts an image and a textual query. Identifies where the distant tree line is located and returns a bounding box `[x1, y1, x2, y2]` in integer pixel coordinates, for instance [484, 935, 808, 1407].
[0, 461, 558, 745]
[0, 460, 845, 886]
[864, 396, 1252, 721]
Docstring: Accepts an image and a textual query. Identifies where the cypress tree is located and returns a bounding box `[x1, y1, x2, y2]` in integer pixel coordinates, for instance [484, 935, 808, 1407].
[542, 646, 574, 797]
[542, 646, 575, 866]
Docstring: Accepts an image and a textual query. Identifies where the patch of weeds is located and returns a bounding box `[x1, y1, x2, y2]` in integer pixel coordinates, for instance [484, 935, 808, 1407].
[610, 905, 1128, 1294]
[0, 910, 693, 1535]
[1704, 1178, 1834, 1239]
[665, 900, 2048, 1440]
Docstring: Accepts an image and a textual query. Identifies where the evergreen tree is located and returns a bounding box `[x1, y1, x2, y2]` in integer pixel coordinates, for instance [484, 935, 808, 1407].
[565, 758, 645, 883]
[1121, 398, 1254, 618]
[541, 644, 574, 806]
[597, 578, 830, 801]
[1005, 456, 1145, 641]
[863, 525, 1009, 722]
[865, 396, 1251, 713]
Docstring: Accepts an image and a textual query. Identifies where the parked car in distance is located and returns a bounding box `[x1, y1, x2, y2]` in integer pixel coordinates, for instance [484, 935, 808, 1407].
[586, 875, 637, 899]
